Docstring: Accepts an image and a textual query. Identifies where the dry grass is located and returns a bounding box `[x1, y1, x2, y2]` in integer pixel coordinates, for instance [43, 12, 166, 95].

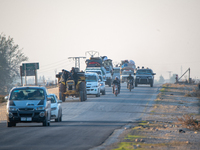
[184, 88, 200, 98]
[177, 115, 200, 131]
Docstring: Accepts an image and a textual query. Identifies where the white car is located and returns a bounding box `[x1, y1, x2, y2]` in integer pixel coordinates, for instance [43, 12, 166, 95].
[85, 73, 101, 97]
[49, 94, 62, 122]
[98, 75, 106, 95]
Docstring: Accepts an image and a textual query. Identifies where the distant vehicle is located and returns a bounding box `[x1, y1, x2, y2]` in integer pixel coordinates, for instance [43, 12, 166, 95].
[85, 73, 101, 97]
[120, 60, 136, 74]
[98, 75, 106, 95]
[5, 86, 51, 127]
[112, 67, 120, 81]
[120, 70, 134, 83]
[49, 94, 62, 122]
[134, 67, 156, 87]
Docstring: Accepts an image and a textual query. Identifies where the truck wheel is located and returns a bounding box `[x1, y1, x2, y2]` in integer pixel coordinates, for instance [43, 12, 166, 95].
[150, 83, 153, 87]
[79, 91, 84, 102]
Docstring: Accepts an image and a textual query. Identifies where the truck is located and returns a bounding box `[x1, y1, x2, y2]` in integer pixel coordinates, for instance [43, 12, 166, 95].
[56, 70, 87, 102]
[120, 59, 136, 82]
[120, 60, 136, 74]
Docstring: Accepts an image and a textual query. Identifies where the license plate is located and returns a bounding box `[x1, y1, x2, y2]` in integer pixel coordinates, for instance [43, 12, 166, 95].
[21, 117, 32, 121]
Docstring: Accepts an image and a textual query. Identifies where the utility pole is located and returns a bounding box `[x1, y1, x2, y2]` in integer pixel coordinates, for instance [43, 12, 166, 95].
[68, 57, 86, 70]
[54, 69, 57, 84]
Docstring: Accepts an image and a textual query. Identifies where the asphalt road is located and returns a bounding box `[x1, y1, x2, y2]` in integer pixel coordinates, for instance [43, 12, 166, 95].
[0, 83, 159, 150]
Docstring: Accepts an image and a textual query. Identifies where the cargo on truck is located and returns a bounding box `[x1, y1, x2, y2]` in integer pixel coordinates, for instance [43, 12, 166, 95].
[85, 56, 113, 86]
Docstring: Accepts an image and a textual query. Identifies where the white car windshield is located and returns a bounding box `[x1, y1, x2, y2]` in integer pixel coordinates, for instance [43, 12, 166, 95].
[10, 88, 45, 100]
[86, 75, 97, 82]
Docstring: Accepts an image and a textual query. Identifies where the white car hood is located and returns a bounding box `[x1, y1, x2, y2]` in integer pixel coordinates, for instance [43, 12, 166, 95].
[86, 82, 98, 87]
[12, 100, 41, 107]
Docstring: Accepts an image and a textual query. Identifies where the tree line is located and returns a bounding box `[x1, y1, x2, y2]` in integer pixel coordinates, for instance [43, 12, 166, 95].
[0, 34, 28, 95]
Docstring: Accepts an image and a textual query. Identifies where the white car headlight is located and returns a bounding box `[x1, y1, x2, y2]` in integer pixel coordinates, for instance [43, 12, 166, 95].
[136, 76, 140, 79]
[148, 76, 152, 79]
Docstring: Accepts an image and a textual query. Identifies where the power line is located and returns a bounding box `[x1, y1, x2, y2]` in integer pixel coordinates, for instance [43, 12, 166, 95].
[38, 62, 74, 73]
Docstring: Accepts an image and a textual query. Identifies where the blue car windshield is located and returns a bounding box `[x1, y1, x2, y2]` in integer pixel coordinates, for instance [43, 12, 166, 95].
[136, 70, 152, 75]
[10, 88, 45, 100]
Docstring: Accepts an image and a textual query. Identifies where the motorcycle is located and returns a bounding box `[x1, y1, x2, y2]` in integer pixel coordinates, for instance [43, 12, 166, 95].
[113, 84, 118, 96]
[127, 79, 134, 92]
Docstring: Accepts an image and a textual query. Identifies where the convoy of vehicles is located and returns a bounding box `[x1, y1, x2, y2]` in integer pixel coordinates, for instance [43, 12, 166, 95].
[4, 50, 157, 127]
[6, 86, 51, 127]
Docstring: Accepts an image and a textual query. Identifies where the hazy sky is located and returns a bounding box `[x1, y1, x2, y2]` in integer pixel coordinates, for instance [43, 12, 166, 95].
[1, 0, 200, 81]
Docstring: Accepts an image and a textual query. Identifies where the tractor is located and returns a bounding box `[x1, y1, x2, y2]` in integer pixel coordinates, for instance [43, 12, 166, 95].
[56, 70, 87, 102]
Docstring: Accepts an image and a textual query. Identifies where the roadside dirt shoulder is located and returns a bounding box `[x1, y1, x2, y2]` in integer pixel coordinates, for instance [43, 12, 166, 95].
[107, 83, 200, 150]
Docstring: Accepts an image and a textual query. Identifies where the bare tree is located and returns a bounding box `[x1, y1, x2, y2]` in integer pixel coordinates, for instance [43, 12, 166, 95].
[0, 34, 28, 95]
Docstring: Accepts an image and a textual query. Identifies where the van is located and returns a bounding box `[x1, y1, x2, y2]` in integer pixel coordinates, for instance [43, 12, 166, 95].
[5, 86, 51, 127]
